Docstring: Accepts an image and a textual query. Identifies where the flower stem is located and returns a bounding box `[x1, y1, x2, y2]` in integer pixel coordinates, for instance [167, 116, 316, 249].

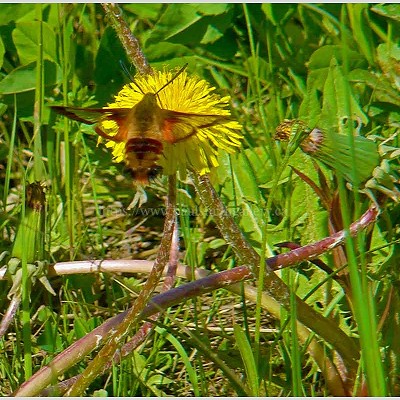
[101, 3, 153, 75]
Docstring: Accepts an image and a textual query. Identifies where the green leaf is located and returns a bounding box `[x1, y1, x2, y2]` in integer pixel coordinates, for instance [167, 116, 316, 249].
[217, 150, 265, 246]
[12, 20, 57, 65]
[288, 153, 329, 244]
[347, 4, 376, 65]
[371, 4, 400, 21]
[148, 4, 231, 46]
[298, 72, 323, 126]
[0, 103, 7, 117]
[308, 45, 366, 71]
[261, 4, 295, 26]
[122, 3, 163, 20]
[155, 327, 200, 396]
[376, 43, 400, 90]
[149, 4, 203, 42]
[37, 319, 63, 353]
[0, 60, 59, 94]
[320, 58, 368, 129]
[233, 324, 259, 396]
[348, 68, 400, 107]
[0, 4, 34, 25]
[299, 46, 367, 125]
[93, 26, 130, 104]
[145, 42, 191, 62]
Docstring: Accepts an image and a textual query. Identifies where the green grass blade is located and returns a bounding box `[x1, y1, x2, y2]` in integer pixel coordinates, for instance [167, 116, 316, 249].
[155, 326, 200, 396]
[233, 323, 259, 396]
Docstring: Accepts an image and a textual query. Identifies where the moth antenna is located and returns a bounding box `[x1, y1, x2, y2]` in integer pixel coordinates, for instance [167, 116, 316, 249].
[155, 63, 188, 95]
[132, 80, 145, 95]
[119, 60, 135, 82]
[119, 60, 146, 95]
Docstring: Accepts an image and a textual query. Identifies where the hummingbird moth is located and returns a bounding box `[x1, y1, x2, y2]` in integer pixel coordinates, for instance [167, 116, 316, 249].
[51, 66, 235, 184]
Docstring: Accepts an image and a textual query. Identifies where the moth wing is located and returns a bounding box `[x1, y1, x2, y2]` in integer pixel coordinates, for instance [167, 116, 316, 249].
[51, 106, 132, 142]
[51, 106, 131, 124]
[161, 110, 235, 143]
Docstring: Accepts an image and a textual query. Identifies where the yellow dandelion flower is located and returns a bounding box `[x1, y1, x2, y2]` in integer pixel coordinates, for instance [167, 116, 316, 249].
[97, 67, 243, 182]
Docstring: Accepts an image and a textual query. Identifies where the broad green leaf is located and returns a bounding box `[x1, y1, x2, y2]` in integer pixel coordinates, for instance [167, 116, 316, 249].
[0, 103, 7, 117]
[201, 6, 234, 45]
[199, 4, 230, 15]
[216, 150, 265, 246]
[299, 46, 367, 124]
[320, 58, 368, 129]
[12, 21, 57, 65]
[298, 72, 323, 125]
[0, 4, 34, 25]
[93, 26, 129, 104]
[371, 4, 400, 21]
[0, 60, 59, 94]
[148, 4, 231, 46]
[149, 4, 204, 42]
[286, 151, 328, 244]
[243, 147, 272, 186]
[37, 319, 63, 353]
[203, 32, 238, 60]
[145, 42, 191, 62]
[122, 3, 163, 20]
[308, 45, 366, 71]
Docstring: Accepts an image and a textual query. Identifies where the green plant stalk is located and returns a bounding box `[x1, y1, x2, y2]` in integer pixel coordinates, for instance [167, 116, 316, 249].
[289, 273, 303, 396]
[14, 182, 46, 380]
[255, 119, 310, 364]
[12, 184, 46, 262]
[242, 4, 278, 169]
[336, 14, 386, 393]
[65, 176, 177, 396]
[80, 136, 105, 255]
[169, 322, 249, 396]
[21, 4, 45, 379]
[338, 182, 387, 395]
[33, 3, 45, 182]
[20, 196, 32, 381]
[58, 4, 74, 258]
[0, 182, 47, 340]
